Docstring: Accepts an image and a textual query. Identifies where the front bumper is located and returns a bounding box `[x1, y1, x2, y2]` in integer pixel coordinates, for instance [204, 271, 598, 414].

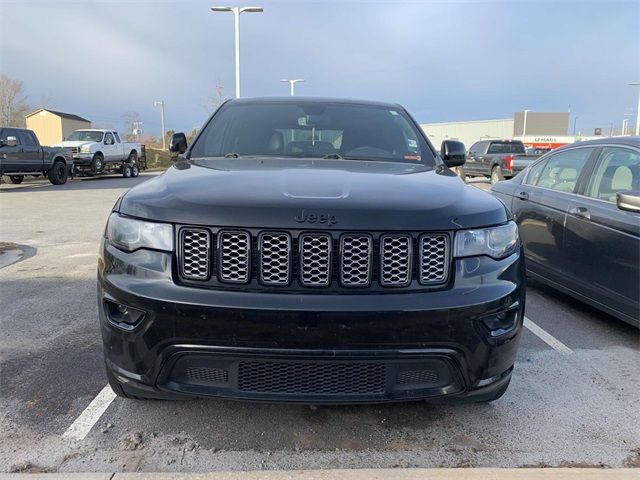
[72, 154, 93, 164]
[99, 241, 526, 403]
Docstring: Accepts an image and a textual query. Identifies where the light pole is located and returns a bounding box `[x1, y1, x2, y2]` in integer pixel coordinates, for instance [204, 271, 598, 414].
[154, 100, 166, 150]
[630, 82, 640, 136]
[521, 109, 532, 142]
[280, 79, 305, 96]
[573, 116, 579, 136]
[211, 6, 263, 98]
[622, 118, 628, 136]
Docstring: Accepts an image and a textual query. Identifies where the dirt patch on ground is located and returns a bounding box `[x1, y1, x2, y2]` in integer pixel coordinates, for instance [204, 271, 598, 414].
[0, 242, 20, 253]
[623, 448, 640, 467]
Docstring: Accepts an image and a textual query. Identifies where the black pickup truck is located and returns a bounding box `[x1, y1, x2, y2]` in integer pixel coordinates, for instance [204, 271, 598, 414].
[459, 139, 540, 184]
[0, 127, 72, 185]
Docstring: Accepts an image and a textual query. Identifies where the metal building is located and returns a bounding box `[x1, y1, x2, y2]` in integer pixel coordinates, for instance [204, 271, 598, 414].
[25, 109, 91, 146]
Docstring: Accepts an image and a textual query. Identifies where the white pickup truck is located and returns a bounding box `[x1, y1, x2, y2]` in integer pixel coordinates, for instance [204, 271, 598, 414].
[54, 129, 145, 177]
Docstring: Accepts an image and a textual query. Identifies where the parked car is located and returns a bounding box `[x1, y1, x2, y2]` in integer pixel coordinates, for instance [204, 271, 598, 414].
[55, 129, 145, 178]
[0, 127, 72, 185]
[99, 97, 526, 404]
[491, 136, 640, 326]
[460, 139, 541, 184]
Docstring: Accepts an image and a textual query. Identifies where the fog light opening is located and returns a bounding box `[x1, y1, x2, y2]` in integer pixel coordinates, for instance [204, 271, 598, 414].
[104, 299, 145, 327]
[481, 308, 519, 337]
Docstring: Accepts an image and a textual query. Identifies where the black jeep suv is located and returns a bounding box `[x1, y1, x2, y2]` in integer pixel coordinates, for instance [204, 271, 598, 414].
[99, 98, 525, 404]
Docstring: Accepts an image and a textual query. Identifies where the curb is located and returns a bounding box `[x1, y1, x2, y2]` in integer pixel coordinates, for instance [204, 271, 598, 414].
[0, 469, 637, 479]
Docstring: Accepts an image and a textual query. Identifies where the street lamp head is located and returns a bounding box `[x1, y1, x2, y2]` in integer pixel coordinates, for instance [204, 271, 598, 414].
[629, 82, 640, 86]
[211, 6, 232, 12]
[240, 6, 263, 13]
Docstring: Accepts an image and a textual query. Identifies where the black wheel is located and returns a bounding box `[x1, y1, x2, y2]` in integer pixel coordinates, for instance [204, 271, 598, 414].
[491, 165, 504, 184]
[122, 164, 133, 178]
[9, 175, 24, 184]
[131, 164, 139, 177]
[127, 151, 138, 165]
[47, 161, 68, 185]
[92, 154, 104, 174]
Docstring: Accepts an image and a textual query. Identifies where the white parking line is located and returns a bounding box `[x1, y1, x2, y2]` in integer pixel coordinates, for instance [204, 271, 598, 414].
[524, 316, 574, 354]
[62, 384, 115, 440]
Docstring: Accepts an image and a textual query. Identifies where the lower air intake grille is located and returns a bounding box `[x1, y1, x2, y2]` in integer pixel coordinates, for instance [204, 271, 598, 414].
[237, 361, 386, 395]
[397, 369, 440, 385]
[185, 366, 229, 384]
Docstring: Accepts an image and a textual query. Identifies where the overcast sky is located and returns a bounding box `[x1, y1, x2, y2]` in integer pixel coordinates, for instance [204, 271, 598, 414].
[1, 0, 638, 137]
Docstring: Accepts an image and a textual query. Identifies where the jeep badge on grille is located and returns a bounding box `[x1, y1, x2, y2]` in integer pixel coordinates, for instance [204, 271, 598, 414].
[294, 210, 338, 227]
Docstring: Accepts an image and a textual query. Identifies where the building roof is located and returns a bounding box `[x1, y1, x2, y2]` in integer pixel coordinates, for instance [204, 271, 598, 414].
[25, 108, 91, 123]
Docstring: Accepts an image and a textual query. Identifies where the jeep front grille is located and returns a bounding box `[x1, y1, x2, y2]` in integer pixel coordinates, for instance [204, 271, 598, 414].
[380, 234, 412, 287]
[179, 228, 211, 280]
[340, 234, 372, 287]
[299, 234, 332, 287]
[259, 232, 291, 285]
[419, 234, 449, 284]
[218, 231, 250, 283]
[178, 228, 450, 290]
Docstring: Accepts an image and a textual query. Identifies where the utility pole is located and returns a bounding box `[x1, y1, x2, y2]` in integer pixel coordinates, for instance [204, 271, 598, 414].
[630, 82, 640, 136]
[521, 109, 532, 142]
[573, 116, 579, 137]
[211, 6, 264, 98]
[280, 79, 305, 96]
[154, 100, 166, 150]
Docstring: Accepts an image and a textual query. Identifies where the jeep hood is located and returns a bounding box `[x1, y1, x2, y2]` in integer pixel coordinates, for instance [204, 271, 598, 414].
[118, 158, 508, 230]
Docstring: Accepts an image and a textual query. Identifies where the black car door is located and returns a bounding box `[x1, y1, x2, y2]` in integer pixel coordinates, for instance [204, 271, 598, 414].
[0, 128, 24, 172]
[511, 146, 597, 284]
[563, 145, 640, 323]
[16, 130, 43, 171]
[465, 141, 482, 174]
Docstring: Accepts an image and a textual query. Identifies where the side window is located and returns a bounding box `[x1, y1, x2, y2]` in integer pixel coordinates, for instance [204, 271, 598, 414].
[535, 147, 595, 193]
[524, 158, 549, 186]
[487, 142, 505, 154]
[468, 142, 479, 155]
[1, 128, 21, 144]
[104, 132, 114, 145]
[17, 130, 37, 147]
[27, 132, 39, 146]
[114, 133, 121, 143]
[585, 147, 640, 203]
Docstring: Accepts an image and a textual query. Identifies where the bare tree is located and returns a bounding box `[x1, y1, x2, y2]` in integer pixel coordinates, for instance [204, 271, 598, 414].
[0, 75, 30, 127]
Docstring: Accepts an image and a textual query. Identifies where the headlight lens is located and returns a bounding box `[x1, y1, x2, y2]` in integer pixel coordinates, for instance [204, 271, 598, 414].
[454, 221, 519, 259]
[106, 213, 173, 252]
[80, 145, 91, 153]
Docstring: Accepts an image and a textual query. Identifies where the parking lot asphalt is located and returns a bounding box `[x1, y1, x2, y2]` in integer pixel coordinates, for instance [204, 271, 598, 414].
[0, 173, 638, 473]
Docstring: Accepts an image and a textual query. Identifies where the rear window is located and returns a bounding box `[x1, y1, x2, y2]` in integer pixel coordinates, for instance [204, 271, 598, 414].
[488, 141, 525, 154]
[190, 101, 435, 166]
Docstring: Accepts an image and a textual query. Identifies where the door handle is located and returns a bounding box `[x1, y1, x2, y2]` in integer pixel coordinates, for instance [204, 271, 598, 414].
[568, 206, 590, 220]
[515, 191, 529, 201]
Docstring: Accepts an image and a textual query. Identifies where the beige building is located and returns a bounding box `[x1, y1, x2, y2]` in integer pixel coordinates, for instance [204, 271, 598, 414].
[25, 109, 91, 146]
[421, 118, 514, 150]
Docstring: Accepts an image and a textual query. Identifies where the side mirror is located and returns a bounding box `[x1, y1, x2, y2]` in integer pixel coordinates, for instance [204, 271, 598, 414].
[1, 136, 18, 148]
[616, 191, 640, 213]
[441, 140, 466, 168]
[169, 132, 188, 158]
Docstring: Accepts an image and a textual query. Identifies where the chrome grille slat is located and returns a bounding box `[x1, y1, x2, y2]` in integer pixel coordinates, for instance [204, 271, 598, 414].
[299, 234, 332, 287]
[179, 228, 210, 280]
[340, 235, 372, 287]
[259, 232, 291, 285]
[380, 235, 412, 287]
[218, 231, 250, 283]
[419, 234, 449, 285]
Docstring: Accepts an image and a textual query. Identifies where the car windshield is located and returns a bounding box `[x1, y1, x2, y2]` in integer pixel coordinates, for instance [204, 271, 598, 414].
[66, 130, 104, 142]
[189, 101, 435, 165]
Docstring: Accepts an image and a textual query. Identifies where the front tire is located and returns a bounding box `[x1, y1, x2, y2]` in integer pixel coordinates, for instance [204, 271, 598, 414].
[92, 154, 104, 174]
[9, 175, 24, 184]
[47, 161, 68, 185]
[491, 165, 504, 184]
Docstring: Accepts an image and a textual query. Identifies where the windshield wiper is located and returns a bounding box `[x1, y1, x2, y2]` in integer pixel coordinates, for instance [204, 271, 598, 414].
[224, 152, 241, 158]
[322, 153, 343, 159]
